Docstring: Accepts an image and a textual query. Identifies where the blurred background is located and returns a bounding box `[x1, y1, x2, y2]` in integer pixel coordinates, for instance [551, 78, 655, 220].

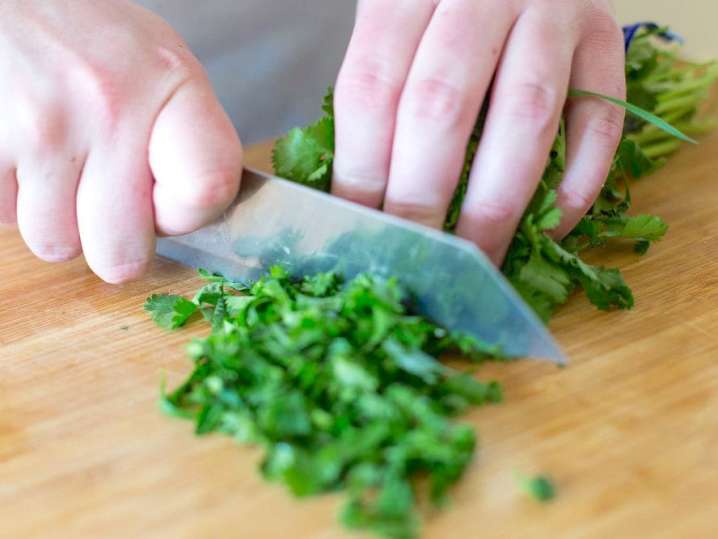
[617, 0, 717, 57]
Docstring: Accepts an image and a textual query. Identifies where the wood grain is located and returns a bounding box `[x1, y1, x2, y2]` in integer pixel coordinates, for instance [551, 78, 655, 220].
[2, 133, 718, 539]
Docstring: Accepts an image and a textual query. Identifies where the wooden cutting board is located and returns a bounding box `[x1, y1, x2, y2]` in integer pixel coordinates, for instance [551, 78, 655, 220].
[2, 133, 718, 539]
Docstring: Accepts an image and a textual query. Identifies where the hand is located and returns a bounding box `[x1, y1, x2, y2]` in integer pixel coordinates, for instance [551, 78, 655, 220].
[333, 0, 625, 264]
[0, 0, 243, 283]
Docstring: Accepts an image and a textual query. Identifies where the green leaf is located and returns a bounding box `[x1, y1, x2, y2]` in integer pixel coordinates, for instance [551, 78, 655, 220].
[258, 391, 312, 439]
[604, 214, 669, 242]
[619, 215, 669, 240]
[544, 240, 634, 311]
[272, 118, 334, 190]
[518, 252, 571, 305]
[536, 207, 562, 231]
[383, 339, 448, 384]
[144, 294, 197, 330]
[615, 139, 655, 178]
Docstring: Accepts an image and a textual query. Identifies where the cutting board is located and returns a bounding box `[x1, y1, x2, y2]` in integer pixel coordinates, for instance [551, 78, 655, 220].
[2, 133, 718, 539]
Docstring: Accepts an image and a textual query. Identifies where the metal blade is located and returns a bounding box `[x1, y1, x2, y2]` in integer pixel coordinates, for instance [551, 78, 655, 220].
[157, 168, 566, 364]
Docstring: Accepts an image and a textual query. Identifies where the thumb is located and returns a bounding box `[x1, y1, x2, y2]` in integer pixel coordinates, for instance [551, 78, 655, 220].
[150, 76, 243, 236]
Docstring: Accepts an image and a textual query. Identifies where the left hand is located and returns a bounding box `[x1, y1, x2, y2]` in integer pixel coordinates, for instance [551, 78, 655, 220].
[332, 0, 625, 264]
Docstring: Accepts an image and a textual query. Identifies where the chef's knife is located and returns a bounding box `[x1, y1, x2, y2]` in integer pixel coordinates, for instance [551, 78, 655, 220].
[157, 168, 566, 364]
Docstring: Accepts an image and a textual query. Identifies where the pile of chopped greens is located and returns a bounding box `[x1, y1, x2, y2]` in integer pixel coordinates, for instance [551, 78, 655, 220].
[273, 25, 718, 321]
[147, 267, 502, 539]
[148, 25, 717, 539]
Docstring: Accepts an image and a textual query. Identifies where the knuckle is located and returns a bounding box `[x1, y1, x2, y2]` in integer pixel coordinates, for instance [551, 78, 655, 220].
[332, 162, 388, 206]
[384, 198, 444, 228]
[499, 82, 560, 132]
[179, 171, 241, 211]
[152, 44, 200, 88]
[403, 78, 472, 126]
[75, 56, 196, 133]
[336, 58, 403, 114]
[23, 108, 67, 151]
[465, 200, 519, 230]
[74, 64, 127, 130]
[558, 187, 595, 214]
[333, 178, 386, 207]
[476, 200, 518, 227]
[459, 200, 518, 258]
[154, 43, 196, 73]
[586, 108, 625, 146]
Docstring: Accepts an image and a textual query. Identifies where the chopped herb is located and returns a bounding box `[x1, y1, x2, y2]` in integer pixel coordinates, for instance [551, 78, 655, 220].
[144, 294, 198, 330]
[148, 267, 502, 539]
[518, 473, 557, 503]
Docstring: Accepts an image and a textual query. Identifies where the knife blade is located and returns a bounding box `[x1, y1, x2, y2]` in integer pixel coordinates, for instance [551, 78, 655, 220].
[157, 168, 566, 364]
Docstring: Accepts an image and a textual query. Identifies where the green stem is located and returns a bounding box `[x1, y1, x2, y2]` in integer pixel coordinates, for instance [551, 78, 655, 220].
[628, 128, 673, 146]
[657, 74, 718, 101]
[655, 94, 704, 115]
[641, 139, 682, 159]
[662, 107, 698, 125]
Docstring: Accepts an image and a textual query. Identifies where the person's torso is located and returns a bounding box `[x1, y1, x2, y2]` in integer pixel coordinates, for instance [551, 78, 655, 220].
[137, 1, 355, 143]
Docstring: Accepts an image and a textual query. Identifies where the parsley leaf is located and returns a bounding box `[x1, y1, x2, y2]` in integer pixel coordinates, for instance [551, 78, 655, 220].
[272, 113, 334, 190]
[144, 294, 197, 330]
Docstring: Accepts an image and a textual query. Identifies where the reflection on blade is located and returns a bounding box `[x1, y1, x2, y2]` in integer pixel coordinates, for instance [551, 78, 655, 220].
[157, 169, 566, 364]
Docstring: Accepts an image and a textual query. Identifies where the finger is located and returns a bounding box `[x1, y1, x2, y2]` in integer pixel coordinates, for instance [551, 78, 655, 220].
[15, 154, 83, 261]
[150, 77, 243, 236]
[456, 9, 578, 264]
[383, 0, 514, 228]
[332, 0, 437, 207]
[0, 132, 18, 227]
[0, 168, 17, 227]
[77, 130, 155, 284]
[552, 17, 626, 239]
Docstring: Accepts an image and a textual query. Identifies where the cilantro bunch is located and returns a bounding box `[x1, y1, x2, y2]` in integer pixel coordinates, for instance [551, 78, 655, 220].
[273, 26, 717, 322]
[147, 267, 503, 539]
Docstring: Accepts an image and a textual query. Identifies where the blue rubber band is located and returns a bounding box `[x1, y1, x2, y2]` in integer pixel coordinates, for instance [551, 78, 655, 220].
[623, 22, 685, 52]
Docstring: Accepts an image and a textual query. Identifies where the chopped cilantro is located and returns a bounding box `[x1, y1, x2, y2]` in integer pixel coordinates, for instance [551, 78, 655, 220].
[148, 268, 503, 539]
[144, 294, 197, 330]
[518, 474, 557, 503]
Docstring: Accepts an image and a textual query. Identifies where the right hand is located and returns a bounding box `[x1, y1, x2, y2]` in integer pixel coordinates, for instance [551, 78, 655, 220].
[0, 0, 243, 283]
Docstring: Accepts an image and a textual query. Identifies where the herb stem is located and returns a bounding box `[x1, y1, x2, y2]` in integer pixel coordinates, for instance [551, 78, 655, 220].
[641, 139, 683, 159]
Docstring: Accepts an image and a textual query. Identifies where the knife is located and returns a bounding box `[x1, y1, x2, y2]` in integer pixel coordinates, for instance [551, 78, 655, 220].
[157, 168, 566, 364]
